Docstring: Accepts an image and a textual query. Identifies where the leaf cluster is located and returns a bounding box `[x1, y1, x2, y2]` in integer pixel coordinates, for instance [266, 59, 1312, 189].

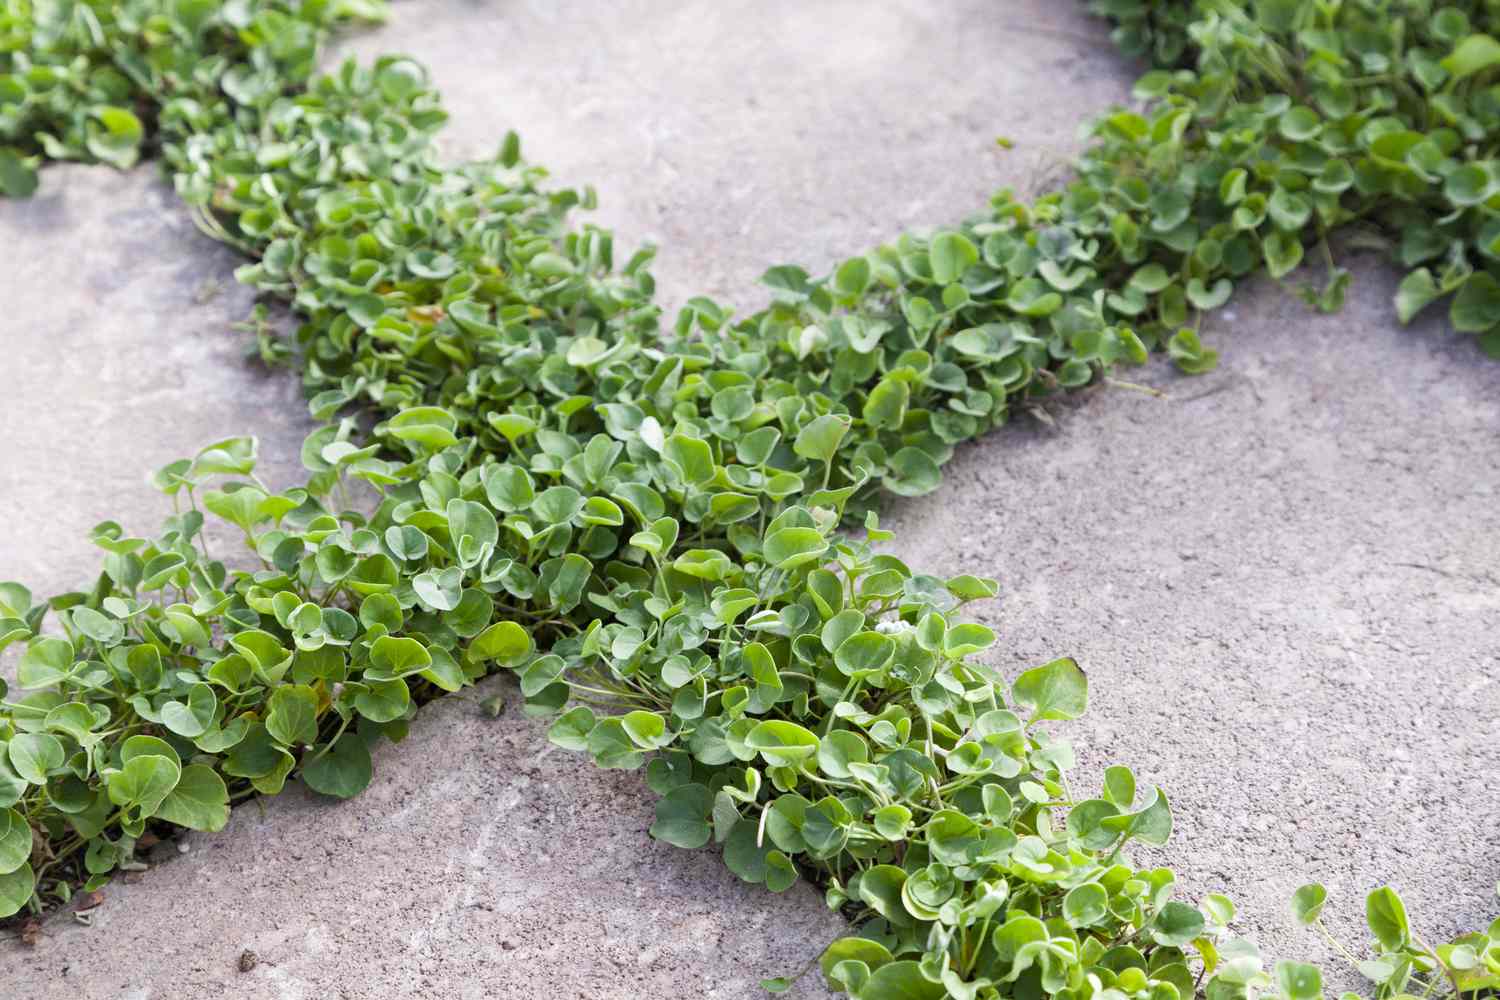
[0, 0, 383, 196]
[2, 1, 1499, 998]
[1291, 882, 1500, 1000]
[1087, 0, 1500, 354]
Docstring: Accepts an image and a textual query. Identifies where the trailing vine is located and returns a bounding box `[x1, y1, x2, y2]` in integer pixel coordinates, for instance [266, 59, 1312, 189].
[1, 1, 1498, 997]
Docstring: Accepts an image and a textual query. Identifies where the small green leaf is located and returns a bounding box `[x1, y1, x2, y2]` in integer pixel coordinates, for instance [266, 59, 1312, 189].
[106, 753, 180, 816]
[265, 685, 320, 746]
[1063, 882, 1109, 928]
[835, 256, 872, 297]
[793, 414, 851, 465]
[1291, 883, 1327, 925]
[17, 637, 73, 688]
[1100, 785, 1173, 847]
[860, 960, 945, 999]
[0, 862, 35, 918]
[763, 527, 829, 570]
[0, 150, 39, 199]
[1442, 34, 1500, 81]
[161, 683, 217, 739]
[1366, 886, 1410, 949]
[300, 734, 373, 800]
[1395, 269, 1441, 325]
[834, 631, 896, 676]
[863, 377, 910, 429]
[1011, 657, 1088, 723]
[86, 106, 145, 169]
[621, 711, 668, 749]
[0, 808, 32, 875]
[929, 232, 979, 284]
[1276, 960, 1324, 1000]
[663, 434, 716, 486]
[1451, 273, 1500, 333]
[369, 635, 432, 678]
[649, 784, 714, 849]
[1154, 900, 1207, 946]
[8, 734, 63, 784]
[744, 720, 820, 767]
[470, 621, 532, 666]
[155, 764, 230, 831]
[821, 937, 894, 984]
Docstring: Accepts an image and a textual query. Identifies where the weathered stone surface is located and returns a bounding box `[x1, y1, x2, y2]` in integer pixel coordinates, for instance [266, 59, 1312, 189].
[885, 263, 1500, 974]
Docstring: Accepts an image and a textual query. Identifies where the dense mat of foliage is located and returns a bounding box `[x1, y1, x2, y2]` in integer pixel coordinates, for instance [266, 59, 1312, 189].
[2, 0, 1498, 997]
[1085, 0, 1500, 354]
[0, 0, 385, 196]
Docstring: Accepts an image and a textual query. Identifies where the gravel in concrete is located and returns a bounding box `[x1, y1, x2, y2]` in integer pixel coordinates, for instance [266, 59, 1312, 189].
[4, 0, 1497, 997]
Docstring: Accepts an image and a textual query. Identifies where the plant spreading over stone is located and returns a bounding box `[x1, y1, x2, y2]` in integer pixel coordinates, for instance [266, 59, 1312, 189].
[2, 0, 1499, 997]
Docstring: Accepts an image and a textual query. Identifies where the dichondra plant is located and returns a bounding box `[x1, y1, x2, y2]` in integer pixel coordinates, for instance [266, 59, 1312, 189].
[2, 0, 1498, 997]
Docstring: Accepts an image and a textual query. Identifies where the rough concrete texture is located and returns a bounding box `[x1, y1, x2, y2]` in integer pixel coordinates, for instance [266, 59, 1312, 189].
[3, 0, 1497, 997]
[884, 264, 1500, 979]
[0, 165, 314, 593]
[329, 0, 1130, 314]
[6, 674, 848, 998]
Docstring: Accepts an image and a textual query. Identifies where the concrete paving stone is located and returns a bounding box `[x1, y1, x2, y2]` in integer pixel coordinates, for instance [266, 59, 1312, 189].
[884, 263, 1500, 980]
[328, 0, 1135, 315]
[4, 0, 1497, 997]
[0, 165, 314, 595]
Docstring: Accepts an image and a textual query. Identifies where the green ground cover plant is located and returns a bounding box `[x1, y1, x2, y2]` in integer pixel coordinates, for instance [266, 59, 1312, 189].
[1, 0, 1498, 997]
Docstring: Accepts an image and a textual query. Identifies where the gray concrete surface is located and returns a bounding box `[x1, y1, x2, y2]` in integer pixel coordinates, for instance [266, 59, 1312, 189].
[329, 0, 1125, 314]
[884, 264, 1500, 979]
[5, 674, 848, 998]
[0, 165, 314, 592]
[3, 0, 1497, 997]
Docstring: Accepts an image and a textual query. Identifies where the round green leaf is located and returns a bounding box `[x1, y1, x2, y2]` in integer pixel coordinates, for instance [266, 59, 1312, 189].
[470, 620, 533, 666]
[929, 232, 979, 285]
[1063, 882, 1109, 928]
[1011, 656, 1088, 723]
[266, 684, 320, 746]
[300, 734, 374, 800]
[1291, 882, 1327, 925]
[17, 637, 73, 688]
[161, 683, 218, 739]
[859, 960, 945, 999]
[1153, 900, 1206, 946]
[833, 630, 896, 676]
[744, 720, 820, 767]
[0, 808, 32, 875]
[0, 862, 35, 918]
[649, 784, 714, 849]
[1276, 960, 1324, 1000]
[763, 527, 829, 570]
[857, 864, 911, 927]
[354, 678, 410, 723]
[368, 635, 433, 679]
[621, 711, 668, 749]
[792, 414, 851, 465]
[820, 937, 893, 985]
[106, 753, 181, 816]
[1366, 886, 1410, 949]
[882, 447, 941, 497]
[8, 733, 63, 785]
[155, 764, 231, 831]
